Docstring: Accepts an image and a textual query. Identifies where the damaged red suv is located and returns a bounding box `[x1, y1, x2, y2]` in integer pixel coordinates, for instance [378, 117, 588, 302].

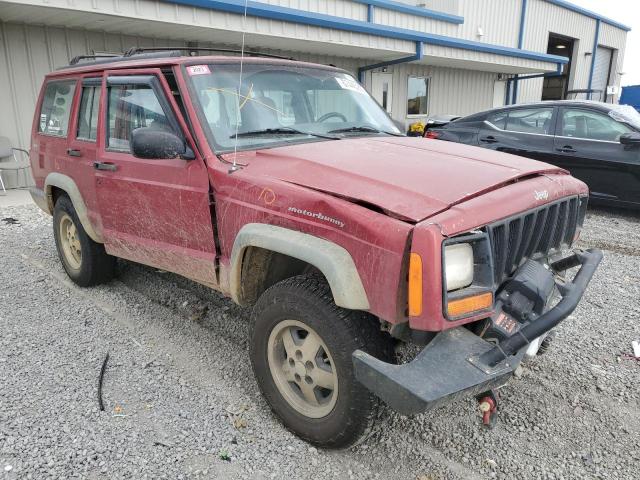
[29, 48, 601, 448]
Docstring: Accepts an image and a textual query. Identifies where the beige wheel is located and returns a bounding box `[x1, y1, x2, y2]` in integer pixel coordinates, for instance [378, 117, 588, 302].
[267, 319, 338, 418]
[58, 212, 82, 270]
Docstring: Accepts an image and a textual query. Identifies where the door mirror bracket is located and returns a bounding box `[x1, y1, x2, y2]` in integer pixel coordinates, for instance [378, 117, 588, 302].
[619, 132, 640, 147]
[130, 127, 194, 160]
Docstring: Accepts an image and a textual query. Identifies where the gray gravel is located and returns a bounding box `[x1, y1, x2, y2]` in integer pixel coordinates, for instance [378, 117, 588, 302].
[1, 203, 638, 479]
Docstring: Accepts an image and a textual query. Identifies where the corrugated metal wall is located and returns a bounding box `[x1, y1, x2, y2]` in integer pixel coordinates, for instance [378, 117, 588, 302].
[515, 0, 626, 104]
[265, 0, 368, 21]
[600, 21, 627, 101]
[457, 0, 521, 47]
[517, 0, 595, 103]
[362, 62, 497, 123]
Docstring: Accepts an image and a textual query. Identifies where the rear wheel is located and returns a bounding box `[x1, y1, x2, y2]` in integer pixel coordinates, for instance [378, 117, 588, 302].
[250, 274, 394, 448]
[53, 195, 116, 286]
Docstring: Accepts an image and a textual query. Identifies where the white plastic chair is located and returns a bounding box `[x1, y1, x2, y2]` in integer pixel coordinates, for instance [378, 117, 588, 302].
[0, 137, 29, 195]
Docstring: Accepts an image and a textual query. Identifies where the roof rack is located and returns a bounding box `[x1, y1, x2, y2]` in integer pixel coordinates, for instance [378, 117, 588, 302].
[69, 53, 120, 65]
[59, 46, 296, 70]
[122, 46, 295, 61]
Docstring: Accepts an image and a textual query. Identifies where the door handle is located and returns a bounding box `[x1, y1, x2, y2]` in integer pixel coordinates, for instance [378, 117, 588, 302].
[93, 161, 118, 172]
[556, 146, 577, 153]
[480, 136, 498, 143]
[67, 148, 82, 157]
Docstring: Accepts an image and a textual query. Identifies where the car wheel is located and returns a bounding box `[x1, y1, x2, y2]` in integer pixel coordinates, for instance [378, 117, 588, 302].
[250, 274, 394, 448]
[53, 194, 116, 287]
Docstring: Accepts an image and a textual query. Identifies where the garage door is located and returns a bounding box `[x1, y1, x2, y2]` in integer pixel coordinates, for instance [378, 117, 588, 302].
[591, 46, 613, 102]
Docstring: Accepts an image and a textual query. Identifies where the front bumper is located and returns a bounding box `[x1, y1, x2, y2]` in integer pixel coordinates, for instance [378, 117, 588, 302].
[353, 248, 603, 416]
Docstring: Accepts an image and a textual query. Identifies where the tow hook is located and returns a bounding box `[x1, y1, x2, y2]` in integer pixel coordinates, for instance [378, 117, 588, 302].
[477, 390, 499, 428]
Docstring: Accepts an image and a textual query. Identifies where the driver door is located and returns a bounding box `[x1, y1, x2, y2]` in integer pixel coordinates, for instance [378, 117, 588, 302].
[94, 70, 218, 286]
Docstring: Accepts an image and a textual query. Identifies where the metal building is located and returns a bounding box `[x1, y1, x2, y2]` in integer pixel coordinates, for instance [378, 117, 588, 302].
[0, 0, 629, 188]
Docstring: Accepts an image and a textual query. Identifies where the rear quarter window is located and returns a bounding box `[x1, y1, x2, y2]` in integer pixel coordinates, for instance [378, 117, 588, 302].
[38, 80, 77, 137]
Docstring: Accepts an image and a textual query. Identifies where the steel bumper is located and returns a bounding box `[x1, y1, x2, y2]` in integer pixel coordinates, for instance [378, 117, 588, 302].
[352, 248, 603, 416]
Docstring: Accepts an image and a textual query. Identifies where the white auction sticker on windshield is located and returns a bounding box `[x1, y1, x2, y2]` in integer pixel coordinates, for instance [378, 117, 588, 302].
[336, 76, 366, 94]
[187, 65, 211, 76]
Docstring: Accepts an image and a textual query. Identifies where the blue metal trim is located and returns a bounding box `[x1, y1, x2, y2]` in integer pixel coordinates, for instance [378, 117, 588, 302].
[165, 0, 568, 65]
[543, 0, 630, 32]
[507, 64, 563, 105]
[517, 0, 528, 49]
[358, 41, 423, 82]
[352, 0, 463, 24]
[421, 35, 567, 64]
[367, 3, 374, 23]
[512, 0, 528, 104]
[587, 18, 601, 100]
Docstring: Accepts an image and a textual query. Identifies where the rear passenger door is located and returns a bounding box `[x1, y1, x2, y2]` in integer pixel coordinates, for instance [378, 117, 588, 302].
[94, 70, 218, 286]
[478, 107, 556, 163]
[66, 77, 103, 232]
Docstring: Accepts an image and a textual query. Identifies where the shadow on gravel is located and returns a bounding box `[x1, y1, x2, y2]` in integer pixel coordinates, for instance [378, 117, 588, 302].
[587, 205, 640, 222]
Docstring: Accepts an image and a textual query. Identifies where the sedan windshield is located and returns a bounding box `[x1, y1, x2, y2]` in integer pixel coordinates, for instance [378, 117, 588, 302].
[186, 63, 401, 152]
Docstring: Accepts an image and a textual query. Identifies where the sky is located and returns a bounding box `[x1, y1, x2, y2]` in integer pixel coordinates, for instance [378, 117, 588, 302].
[571, 0, 640, 86]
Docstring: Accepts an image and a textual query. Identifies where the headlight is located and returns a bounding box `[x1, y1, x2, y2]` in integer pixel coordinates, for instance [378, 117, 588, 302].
[444, 243, 474, 291]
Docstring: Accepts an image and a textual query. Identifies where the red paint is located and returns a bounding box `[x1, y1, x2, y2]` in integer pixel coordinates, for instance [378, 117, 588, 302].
[32, 56, 588, 333]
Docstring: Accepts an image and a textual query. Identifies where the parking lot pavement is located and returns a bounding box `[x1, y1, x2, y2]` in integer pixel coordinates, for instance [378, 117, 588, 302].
[1, 203, 639, 480]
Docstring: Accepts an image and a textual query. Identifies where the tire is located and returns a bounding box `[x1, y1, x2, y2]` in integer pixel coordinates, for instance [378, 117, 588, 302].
[250, 274, 394, 448]
[52, 194, 116, 287]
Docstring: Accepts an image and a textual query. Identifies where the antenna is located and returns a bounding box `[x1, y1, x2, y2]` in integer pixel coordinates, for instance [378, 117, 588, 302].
[229, 0, 250, 174]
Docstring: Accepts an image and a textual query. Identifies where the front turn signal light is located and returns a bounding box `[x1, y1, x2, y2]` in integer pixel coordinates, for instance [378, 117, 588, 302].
[408, 252, 423, 317]
[447, 292, 493, 318]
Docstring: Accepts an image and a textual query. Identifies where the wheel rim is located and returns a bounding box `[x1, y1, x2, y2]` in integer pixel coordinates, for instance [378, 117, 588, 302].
[267, 319, 338, 418]
[59, 213, 82, 270]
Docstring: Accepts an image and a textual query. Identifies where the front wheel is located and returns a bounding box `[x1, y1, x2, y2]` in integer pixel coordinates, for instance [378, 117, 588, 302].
[250, 275, 394, 448]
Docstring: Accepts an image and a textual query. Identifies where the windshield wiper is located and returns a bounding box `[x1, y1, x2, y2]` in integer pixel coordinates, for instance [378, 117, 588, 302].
[327, 126, 403, 136]
[230, 127, 340, 140]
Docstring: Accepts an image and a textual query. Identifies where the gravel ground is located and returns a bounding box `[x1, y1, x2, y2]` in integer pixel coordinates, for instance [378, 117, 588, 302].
[1, 204, 639, 479]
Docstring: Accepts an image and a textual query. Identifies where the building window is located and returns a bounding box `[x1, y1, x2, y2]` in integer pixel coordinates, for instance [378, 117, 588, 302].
[407, 76, 429, 116]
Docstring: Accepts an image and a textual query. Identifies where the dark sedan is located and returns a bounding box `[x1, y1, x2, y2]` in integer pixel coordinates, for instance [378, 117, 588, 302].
[428, 101, 640, 208]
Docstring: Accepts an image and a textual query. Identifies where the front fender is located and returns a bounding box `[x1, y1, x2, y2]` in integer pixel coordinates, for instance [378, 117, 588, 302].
[229, 223, 370, 310]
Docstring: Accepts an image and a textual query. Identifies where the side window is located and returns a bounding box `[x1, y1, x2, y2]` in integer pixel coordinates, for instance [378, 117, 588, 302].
[505, 108, 553, 134]
[107, 84, 173, 152]
[38, 80, 77, 137]
[486, 111, 508, 130]
[76, 84, 101, 141]
[560, 109, 632, 142]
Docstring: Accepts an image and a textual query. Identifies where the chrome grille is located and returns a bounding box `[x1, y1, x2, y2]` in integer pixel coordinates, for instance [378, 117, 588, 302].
[487, 197, 580, 285]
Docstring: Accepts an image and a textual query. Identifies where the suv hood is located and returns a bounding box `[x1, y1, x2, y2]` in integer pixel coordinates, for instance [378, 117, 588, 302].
[231, 137, 567, 222]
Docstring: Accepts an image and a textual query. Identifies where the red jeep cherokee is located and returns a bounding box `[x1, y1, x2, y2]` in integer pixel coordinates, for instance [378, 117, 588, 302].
[29, 49, 602, 448]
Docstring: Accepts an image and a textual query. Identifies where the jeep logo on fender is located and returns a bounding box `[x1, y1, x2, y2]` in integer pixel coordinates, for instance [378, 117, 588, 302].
[534, 190, 549, 201]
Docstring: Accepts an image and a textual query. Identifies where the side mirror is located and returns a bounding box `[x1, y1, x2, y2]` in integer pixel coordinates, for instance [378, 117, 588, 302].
[130, 127, 194, 159]
[619, 132, 640, 146]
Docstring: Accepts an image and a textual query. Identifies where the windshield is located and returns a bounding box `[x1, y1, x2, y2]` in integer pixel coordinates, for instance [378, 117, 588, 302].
[608, 104, 640, 130]
[186, 63, 401, 152]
